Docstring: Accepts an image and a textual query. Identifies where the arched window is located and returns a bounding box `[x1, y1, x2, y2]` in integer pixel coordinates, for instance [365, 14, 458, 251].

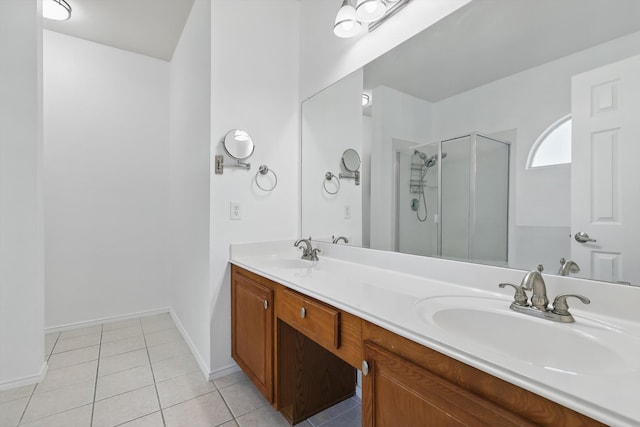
[527, 114, 572, 168]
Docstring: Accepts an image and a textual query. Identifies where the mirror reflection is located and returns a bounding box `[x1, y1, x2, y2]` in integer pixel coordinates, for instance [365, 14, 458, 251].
[223, 129, 254, 160]
[301, 0, 640, 285]
[342, 149, 361, 172]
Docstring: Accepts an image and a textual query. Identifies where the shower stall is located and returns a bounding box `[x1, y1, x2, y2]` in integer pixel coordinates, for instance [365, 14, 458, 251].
[396, 132, 510, 265]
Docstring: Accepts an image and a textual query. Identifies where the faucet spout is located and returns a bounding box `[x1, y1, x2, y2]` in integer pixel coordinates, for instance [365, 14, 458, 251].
[520, 264, 548, 310]
[294, 238, 320, 261]
[558, 258, 580, 276]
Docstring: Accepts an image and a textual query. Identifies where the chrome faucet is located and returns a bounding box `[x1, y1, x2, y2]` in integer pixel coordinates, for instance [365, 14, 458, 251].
[294, 237, 320, 261]
[558, 258, 580, 276]
[499, 264, 590, 323]
[332, 235, 349, 244]
[520, 264, 548, 310]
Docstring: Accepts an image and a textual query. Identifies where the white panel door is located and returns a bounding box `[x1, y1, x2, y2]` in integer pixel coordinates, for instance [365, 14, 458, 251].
[571, 54, 640, 285]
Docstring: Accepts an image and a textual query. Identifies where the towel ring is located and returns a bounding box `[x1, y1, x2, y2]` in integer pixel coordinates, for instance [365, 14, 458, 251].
[255, 165, 278, 192]
[323, 172, 340, 195]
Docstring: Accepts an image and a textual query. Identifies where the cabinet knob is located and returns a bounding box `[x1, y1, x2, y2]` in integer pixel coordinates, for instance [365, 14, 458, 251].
[300, 307, 307, 318]
[263, 300, 269, 310]
[362, 360, 369, 376]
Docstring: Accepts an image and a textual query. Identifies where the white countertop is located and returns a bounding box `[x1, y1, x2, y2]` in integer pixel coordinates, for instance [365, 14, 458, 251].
[229, 240, 640, 426]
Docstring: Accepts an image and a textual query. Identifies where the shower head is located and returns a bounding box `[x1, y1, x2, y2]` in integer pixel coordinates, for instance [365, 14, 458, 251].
[414, 150, 427, 160]
[425, 152, 448, 168]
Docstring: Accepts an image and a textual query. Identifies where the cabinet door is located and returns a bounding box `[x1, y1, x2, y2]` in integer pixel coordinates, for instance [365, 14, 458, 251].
[362, 342, 535, 427]
[232, 272, 273, 402]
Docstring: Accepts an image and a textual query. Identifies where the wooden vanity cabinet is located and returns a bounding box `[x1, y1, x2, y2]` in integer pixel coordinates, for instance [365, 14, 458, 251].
[231, 267, 275, 403]
[362, 321, 606, 427]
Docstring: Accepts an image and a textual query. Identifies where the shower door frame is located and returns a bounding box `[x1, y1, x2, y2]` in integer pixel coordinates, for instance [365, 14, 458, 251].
[437, 132, 511, 260]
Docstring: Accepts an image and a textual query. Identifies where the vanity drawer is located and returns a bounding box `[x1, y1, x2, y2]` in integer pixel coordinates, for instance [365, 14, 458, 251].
[278, 289, 340, 349]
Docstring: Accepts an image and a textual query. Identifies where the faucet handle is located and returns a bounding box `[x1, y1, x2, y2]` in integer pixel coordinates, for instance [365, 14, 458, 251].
[498, 283, 529, 307]
[552, 294, 591, 316]
[309, 248, 321, 261]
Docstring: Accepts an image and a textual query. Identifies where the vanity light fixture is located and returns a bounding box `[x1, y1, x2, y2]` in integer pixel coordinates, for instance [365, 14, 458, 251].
[333, 0, 411, 39]
[334, 0, 363, 38]
[43, 0, 72, 21]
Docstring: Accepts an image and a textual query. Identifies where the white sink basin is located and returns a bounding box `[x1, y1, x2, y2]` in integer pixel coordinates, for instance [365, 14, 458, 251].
[415, 296, 639, 375]
[269, 258, 317, 270]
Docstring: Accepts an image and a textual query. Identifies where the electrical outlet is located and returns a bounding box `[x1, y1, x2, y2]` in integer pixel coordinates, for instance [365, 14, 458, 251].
[230, 201, 241, 220]
[344, 205, 351, 219]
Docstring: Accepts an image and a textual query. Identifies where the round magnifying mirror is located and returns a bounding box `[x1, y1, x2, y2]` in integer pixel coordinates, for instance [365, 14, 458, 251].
[341, 148, 361, 172]
[223, 129, 255, 160]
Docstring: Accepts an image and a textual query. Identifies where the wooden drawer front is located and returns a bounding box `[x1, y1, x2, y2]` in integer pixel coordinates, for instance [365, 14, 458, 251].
[278, 289, 340, 349]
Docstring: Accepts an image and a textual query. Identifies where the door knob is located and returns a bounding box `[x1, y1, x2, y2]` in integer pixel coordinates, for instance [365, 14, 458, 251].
[575, 232, 596, 243]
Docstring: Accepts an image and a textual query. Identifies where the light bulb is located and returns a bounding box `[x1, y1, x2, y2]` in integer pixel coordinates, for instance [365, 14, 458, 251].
[43, 0, 72, 20]
[334, 1, 363, 38]
[355, 0, 386, 23]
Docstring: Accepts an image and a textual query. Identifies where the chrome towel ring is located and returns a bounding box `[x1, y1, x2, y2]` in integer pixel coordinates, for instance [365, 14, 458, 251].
[255, 165, 278, 192]
[323, 172, 340, 195]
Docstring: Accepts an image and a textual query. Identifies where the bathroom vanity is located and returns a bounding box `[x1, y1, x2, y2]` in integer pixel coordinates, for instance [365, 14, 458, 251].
[229, 242, 640, 426]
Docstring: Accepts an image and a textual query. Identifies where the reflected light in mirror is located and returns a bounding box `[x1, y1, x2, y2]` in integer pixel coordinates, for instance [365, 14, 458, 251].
[356, 0, 387, 22]
[43, 0, 72, 21]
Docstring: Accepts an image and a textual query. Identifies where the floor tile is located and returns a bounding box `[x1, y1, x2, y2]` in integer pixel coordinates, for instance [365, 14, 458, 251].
[156, 371, 215, 409]
[21, 379, 94, 424]
[219, 380, 268, 418]
[46, 345, 99, 371]
[218, 421, 239, 427]
[163, 391, 233, 427]
[35, 360, 97, 394]
[92, 385, 159, 427]
[151, 354, 199, 382]
[0, 384, 34, 405]
[118, 411, 164, 426]
[213, 370, 248, 390]
[59, 325, 102, 340]
[308, 396, 357, 426]
[102, 318, 141, 332]
[18, 404, 92, 427]
[236, 405, 291, 427]
[95, 364, 154, 401]
[98, 348, 149, 377]
[147, 341, 190, 364]
[100, 335, 145, 358]
[44, 333, 59, 356]
[140, 313, 171, 326]
[141, 316, 175, 334]
[144, 328, 183, 347]
[52, 334, 101, 354]
[316, 406, 361, 427]
[0, 396, 29, 427]
[101, 325, 143, 344]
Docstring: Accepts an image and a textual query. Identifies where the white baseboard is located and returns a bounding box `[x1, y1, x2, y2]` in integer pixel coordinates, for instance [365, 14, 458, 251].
[208, 363, 240, 381]
[0, 362, 48, 391]
[169, 309, 212, 381]
[355, 384, 362, 400]
[45, 308, 171, 334]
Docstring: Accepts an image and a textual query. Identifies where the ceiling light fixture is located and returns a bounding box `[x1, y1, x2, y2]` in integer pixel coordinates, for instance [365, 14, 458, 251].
[333, 0, 411, 39]
[362, 93, 371, 107]
[43, 0, 72, 21]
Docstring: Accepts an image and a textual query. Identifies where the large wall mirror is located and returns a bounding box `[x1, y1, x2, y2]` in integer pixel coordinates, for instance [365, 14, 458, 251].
[301, 0, 640, 286]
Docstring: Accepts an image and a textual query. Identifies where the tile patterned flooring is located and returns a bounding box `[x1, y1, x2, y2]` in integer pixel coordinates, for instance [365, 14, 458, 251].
[0, 314, 361, 427]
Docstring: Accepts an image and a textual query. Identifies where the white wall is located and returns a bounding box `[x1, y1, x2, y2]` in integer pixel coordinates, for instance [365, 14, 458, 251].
[209, 0, 300, 375]
[301, 70, 363, 245]
[370, 86, 433, 251]
[44, 31, 171, 328]
[169, 0, 212, 374]
[0, 0, 45, 388]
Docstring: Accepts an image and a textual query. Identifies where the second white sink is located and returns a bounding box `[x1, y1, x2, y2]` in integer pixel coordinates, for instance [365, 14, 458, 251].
[415, 296, 638, 376]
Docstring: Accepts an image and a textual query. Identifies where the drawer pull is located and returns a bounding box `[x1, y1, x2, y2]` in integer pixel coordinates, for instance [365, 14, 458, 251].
[300, 307, 307, 318]
[362, 360, 369, 376]
[264, 300, 269, 310]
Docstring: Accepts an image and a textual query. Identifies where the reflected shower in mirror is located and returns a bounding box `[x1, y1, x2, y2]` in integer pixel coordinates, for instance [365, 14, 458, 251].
[300, 0, 640, 285]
